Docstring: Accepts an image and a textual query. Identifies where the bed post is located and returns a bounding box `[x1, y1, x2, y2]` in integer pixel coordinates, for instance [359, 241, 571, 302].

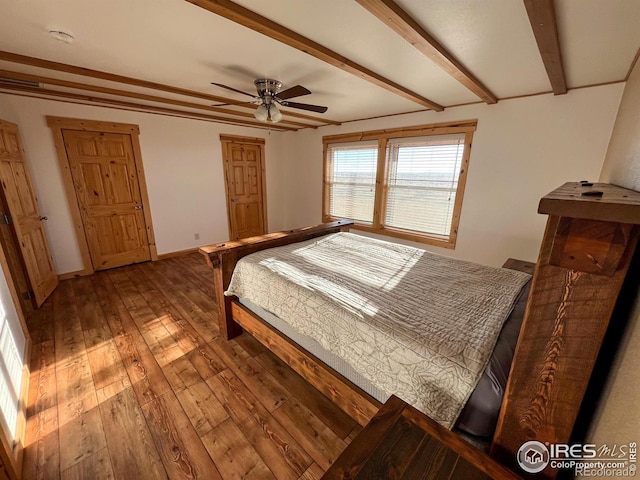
[208, 249, 242, 340]
[491, 183, 640, 479]
[200, 221, 353, 340]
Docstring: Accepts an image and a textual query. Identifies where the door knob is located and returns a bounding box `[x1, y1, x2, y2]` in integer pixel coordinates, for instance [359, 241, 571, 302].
[134, 205, 142, 210]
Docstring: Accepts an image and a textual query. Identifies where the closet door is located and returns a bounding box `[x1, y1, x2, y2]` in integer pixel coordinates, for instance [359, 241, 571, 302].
[0, 119, 58, 306]
[62, 129, 151, 270]
[220, 136, 267, 240]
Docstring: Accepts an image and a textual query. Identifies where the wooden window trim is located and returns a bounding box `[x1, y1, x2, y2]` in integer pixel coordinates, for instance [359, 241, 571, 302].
[46, 116, 158, 276]
[322, 120, 476, 248]
[372, 137, 388, 230]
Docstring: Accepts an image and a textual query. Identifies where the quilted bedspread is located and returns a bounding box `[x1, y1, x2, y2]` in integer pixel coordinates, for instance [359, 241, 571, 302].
[225, 232, 530, 427]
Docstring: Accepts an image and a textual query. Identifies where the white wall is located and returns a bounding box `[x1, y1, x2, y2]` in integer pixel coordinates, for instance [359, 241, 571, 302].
[274, 85, 623, 267]
[589, 59, 640, 446]
[0, 96, 19, 123]
[0, 94, 285, 274]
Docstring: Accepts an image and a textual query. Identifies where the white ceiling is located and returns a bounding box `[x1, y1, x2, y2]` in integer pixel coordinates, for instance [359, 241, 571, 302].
[0, 0, 638, 128]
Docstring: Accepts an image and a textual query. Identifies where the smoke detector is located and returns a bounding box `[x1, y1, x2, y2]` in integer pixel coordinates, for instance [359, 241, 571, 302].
[48, 30, 75, 44]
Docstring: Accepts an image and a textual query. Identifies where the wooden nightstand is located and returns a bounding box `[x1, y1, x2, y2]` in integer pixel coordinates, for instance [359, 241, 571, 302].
[323, 396, 521, 480]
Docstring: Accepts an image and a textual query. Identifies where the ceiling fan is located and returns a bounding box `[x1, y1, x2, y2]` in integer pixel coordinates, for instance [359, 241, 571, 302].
[211, 79, 328, 123]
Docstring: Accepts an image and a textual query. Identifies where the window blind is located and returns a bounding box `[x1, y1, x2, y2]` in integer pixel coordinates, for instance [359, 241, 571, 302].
[384, 134, 465, 237]
[327, 142, 378, 223]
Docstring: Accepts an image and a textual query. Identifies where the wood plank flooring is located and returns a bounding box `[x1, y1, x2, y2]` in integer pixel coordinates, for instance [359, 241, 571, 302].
[22, 253, 361, 480]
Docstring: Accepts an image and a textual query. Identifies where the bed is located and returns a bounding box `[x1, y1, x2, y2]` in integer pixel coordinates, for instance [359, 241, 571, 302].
[225, 230, 530, 437]
[200, 182, 640, 478]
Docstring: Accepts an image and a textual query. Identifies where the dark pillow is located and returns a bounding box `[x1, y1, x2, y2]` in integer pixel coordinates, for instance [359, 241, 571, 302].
[456, 279, 531, 437]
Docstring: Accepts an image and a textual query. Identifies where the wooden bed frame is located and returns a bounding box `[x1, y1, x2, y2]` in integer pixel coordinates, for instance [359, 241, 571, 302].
[200, 182, 640, 478]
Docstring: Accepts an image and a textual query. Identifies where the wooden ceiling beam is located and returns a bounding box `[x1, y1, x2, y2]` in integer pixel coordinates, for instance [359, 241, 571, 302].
[0, 84, 298, 131]
[0, 50, 230, 101]
[523, 0, 567, 95]
[356, 0, 497, 104]
[0, 69, 312, 128]
[0, 50, 341, 125]
[185, 0, 444, 111]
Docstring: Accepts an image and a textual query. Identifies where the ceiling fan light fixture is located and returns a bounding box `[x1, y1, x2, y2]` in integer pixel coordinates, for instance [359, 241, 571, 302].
[254, 104, 269, 122]
[268, 103, 282, 123]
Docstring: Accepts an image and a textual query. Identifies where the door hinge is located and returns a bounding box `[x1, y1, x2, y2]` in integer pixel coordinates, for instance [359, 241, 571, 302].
[22, 290, 34, 300]
[0, 213, 11, 225]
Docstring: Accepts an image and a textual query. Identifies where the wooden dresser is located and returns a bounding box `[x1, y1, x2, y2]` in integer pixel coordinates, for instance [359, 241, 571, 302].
[323, 395, 521, 480]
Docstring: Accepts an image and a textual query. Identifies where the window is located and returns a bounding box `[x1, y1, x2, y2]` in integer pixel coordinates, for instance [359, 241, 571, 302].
[323, 121, 476, 248]
[326, 142, 378, 223]
[0, 268, 26, 440]
[385, 134, 465, 237]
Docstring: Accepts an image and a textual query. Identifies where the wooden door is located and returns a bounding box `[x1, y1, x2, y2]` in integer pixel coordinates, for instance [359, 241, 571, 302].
[221, 136, 267, 240]
[63, 130, 151, 270]
[0, 119, 58, 307]
[0, 189, 34, 316]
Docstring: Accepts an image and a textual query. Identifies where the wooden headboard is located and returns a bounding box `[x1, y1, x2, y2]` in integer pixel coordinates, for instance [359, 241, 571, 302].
[200, 182, 640, 479]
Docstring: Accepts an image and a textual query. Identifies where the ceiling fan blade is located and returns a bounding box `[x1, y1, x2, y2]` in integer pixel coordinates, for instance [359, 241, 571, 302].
[211, 82, 256, 98]
[280, 101, 328, 113]
[276, 85, 311, 100]
[211, 101, 256, 107]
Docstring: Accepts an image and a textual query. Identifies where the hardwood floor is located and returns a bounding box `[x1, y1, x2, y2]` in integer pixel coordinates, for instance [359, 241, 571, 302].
[22, 253, 361, 480]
